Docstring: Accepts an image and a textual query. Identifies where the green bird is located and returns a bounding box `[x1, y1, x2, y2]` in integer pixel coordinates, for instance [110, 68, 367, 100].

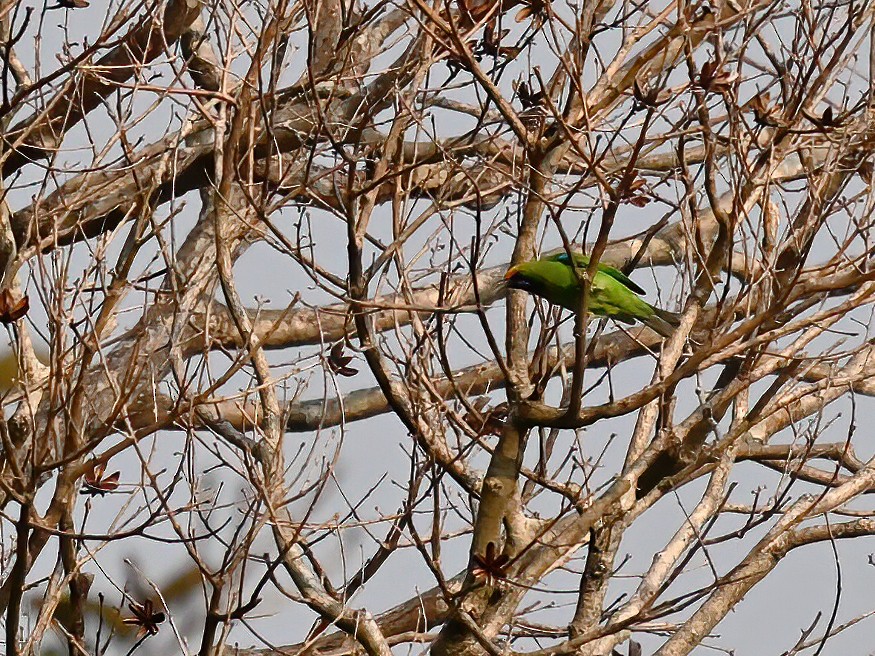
[504, 252, 680, 337]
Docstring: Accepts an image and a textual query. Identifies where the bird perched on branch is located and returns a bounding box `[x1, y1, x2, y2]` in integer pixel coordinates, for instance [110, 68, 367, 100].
[504, 252, 680, 337]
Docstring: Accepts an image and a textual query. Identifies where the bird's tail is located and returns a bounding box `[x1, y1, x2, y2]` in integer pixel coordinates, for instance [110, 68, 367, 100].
[643, 307, 681, 339]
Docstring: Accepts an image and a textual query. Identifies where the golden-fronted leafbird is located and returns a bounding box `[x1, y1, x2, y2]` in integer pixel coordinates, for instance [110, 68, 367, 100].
[504, 252, 680, 337]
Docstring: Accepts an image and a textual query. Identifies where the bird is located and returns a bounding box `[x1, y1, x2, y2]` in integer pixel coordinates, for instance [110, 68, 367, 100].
[504, 252, 680, 337]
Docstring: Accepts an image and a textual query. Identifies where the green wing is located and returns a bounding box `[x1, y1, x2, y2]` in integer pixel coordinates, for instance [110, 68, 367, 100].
[548, 252, 646, 295]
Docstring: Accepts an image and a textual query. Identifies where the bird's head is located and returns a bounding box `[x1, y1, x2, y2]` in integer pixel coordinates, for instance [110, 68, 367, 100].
[504, 261, 549, 298]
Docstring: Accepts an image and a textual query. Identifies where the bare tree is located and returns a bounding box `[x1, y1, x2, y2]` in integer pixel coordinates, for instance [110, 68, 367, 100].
[1, 0, 874, 654]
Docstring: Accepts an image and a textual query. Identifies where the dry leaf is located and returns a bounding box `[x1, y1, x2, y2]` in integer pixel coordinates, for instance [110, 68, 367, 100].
[622, 176, 650, 206]
[747, 91, 779, 126]
[514, 0, 545, 23]
[444, 39, 480, 74]
[633, 77, 672, 107]
[697, 60, 737, 94]
[457, 0, 500, 24]
[761, 197, 779, 254]
[803, 105, 842, 130]
[858, 161, 874, 186]
[327, 342, 358, 377]
[478, 24, 520, 60]
[463, 399, 508, 436]
[123, 599, 165, 637]
[0, 289, 28, 324]
[81, 461, 121, 496]
[627, 195, 651, 207]
[471, 541, 510, 586]
[514, 80, 545, 109]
